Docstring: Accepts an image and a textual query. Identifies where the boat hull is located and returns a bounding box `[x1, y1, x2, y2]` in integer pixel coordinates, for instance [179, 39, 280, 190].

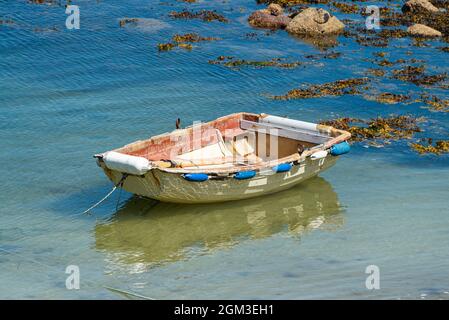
[101, 155, 338, 204]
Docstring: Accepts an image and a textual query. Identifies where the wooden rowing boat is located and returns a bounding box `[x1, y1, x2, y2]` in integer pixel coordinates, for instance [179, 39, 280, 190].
[94, 112, 351, 203]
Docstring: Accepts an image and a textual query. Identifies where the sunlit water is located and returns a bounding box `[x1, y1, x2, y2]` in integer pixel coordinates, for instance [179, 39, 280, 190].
[0, 0, 448, 299]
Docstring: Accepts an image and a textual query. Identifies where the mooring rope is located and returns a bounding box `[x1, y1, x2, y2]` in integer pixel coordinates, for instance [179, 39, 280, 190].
[80, 174, 128, 216]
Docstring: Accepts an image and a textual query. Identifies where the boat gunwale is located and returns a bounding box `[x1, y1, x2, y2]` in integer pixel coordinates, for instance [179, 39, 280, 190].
[97, 112, 351, 175]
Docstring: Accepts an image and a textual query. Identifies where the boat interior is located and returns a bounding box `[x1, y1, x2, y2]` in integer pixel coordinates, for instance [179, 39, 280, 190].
[115, 113, 336, 168]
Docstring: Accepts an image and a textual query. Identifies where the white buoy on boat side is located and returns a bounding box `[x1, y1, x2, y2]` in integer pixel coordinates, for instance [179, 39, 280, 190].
[310, 150, 328, 160]
[102, 151, 151, 175]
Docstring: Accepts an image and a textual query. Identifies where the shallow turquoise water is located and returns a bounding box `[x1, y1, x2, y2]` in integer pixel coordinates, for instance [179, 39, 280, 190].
[0, 0, 448, 299]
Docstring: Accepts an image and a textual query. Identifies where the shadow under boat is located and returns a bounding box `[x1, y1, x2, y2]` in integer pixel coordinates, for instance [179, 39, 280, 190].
[94, 177, 344, 270]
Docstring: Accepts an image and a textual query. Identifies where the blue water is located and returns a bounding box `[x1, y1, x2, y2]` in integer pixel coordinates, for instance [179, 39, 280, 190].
[1, 0, 448, 299]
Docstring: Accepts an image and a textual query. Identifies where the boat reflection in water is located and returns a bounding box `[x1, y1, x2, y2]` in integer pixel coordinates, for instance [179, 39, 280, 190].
[95, 177, 344, 272]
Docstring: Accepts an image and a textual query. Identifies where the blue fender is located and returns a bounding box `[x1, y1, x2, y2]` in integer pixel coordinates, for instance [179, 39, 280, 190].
[182, 173, 209, 182]
[234, 170, 256, 180]
[272, 163, 292, 173]
[330, 141, 351, 156]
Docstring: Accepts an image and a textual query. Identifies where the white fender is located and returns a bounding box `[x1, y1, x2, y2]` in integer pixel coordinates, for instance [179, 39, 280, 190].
[310, 150, 328, 160]
[103, 151, 151, 175]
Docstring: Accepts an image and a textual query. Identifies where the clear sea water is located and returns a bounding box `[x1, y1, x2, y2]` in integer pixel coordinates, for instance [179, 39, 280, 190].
[0, 0, 448, 299]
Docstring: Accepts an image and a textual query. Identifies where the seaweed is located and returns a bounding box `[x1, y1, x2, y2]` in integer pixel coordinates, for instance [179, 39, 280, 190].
[375, 93, 410, 104]
[304, 52, 341, 59]
[0, 18, 15, 26]
[169, 9, 228, 22]
[366, 68, 386, 77]
[158, 33, 220, 52]
[320, 115, 422, 142]
[209, 56, 302, 69]
[157, 43, 177, 51]
[272, 78, 369, 100]
[411, 139, 449, 155]
[172, 33, 220, 43]
[355, 35, 389, 48]
[378, 29, 408, 39]
[119, 18, 139, 27]
[331, 2, 359, 14]
[420, 95, 449, 112]
[28, 0, 60, 5]
[392, 65, 447, 86]
[256, 0, 329, 6]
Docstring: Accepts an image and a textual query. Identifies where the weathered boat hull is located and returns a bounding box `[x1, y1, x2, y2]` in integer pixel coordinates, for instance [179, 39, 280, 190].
[100, 155, 337, 204]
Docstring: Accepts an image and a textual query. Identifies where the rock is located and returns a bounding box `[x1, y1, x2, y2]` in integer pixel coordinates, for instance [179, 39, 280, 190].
[407, 23, 442, 37]
[248, 9, 291, 29]
[268, 3, 284, 16]
[402, 0, 439, 14]
[286, 8, 345, 36]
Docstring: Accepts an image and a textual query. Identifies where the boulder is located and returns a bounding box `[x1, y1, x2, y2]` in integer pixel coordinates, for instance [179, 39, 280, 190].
[248, 7, 291, 29]
[286, 8, 345, 36]
[268, 3, 284, 16]
[407, 23, 442, 36]
[402, 0, 439, 14]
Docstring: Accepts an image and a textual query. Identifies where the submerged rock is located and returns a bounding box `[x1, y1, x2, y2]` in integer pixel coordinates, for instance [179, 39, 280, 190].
[402, 0, 439, 14]
[286, 8, 344, 36]
[248, 4, 291, 29]
[407, 23, 442, 37]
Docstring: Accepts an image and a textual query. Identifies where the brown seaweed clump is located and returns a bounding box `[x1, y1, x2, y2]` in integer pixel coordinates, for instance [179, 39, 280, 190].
[172, 33, 220, 43]
[169, 9, 228, 23]
[157, 43, 177, 51]
[304, 52, 341, 59]
[272, 78, 369, 100]
[119, 18, 139, 27]
[420, 95, 449, 112]
[366, 68, 386, 77]
[0, 18, 15, 26]
[28, 0, 59, 5]
[158, 33, 219, 51]
[392, 65, 447, 86]
[411, 138, 449, 155]
[256, 0, 330, 5]
[209, 56, 302, 69]
[331, 2, 359, 14]
[320, 116, 422, 142]
[375, 93, 411, 104]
